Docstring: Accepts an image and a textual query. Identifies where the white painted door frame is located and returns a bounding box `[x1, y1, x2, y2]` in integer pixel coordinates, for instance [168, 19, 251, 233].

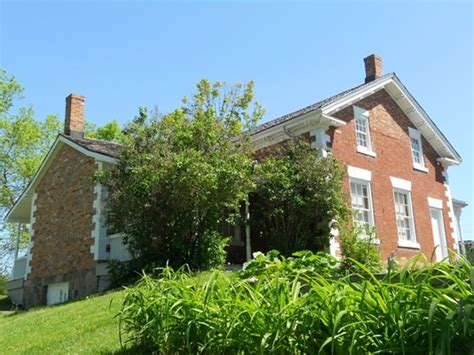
[430, 207, 448, 261]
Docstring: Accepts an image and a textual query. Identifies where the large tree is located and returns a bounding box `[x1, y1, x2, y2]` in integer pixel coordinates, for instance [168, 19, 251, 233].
[0, 68, 124, 274]
[102, 80, 264, 270]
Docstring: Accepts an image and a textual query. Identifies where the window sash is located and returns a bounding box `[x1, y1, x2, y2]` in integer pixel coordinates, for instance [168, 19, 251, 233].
[411, 137, 422, 164]
[393, 190, 416, 242]
[350, 179, 374, 228]
[408, 128, 425, 168]
[355, 117, 369, 148]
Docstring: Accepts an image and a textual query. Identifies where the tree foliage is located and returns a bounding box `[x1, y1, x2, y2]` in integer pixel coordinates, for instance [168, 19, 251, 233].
[250, 141, 351, 256]
[102, 80, 264, 270]
[85, 120, 126, 143]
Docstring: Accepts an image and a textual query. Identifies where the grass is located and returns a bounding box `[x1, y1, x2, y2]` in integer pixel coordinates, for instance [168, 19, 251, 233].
[0, 290, 129, 354]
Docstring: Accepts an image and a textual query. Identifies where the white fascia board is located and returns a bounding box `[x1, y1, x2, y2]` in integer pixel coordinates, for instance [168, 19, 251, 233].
[253, 109, 348, 151]
[437, 157, 459, 168]
[321, 75, 394, 115]
[321, 113, 347, 127]
[5, 136, 62, 222]
[319, 73, 461, 165]
[252, 110, 322, 150]
[388, 77, 461, 164]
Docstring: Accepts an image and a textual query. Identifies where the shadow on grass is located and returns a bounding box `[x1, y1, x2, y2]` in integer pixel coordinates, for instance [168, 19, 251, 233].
[0, 295, 13, 311]
[100, 345, 148, 355]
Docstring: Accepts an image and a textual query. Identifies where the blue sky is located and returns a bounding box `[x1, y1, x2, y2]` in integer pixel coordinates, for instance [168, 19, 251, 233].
[1, 1, 472, 240]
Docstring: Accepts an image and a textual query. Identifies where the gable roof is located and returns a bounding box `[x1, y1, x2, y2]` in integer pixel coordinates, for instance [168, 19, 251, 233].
[249, 77, 375, 136]
[60, 134, 123, 158]
[5, 134, 120, 223]
[251, 73, 461, 164]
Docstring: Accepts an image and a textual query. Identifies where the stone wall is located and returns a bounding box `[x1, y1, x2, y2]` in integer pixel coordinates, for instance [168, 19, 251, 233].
[23, 143, 98, 307]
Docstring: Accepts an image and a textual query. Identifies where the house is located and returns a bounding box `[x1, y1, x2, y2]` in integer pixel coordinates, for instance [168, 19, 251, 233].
[5, 54, 467, 308]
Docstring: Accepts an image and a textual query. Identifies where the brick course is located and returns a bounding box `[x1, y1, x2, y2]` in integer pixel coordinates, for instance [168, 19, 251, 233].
[329, 89, 455, 262]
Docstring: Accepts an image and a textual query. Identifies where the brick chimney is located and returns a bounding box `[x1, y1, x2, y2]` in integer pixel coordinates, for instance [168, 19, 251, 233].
[64, 93, 85, 138]
[364, 54, 383, 83]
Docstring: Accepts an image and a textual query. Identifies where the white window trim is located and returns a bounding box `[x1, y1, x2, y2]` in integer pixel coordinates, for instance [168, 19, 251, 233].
[408, 127, 428, 173]
[393, 188, 419, 249]
[390, 176, 412, 191]
[348, 165, 372, 181]
[427, 197, 443, 209]
[354, 106, 375, 156]
[398, 239, 421, 249]
[350, 178, 376, 228]
[357, 146, 377, 157]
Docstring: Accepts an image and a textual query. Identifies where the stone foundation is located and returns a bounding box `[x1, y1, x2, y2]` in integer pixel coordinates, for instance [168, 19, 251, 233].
[23, 267, 97, 308]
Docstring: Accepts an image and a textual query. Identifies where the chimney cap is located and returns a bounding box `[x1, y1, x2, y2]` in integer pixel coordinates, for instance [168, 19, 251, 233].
[363, 54, 383, 83]
[65, 93, 85, 100]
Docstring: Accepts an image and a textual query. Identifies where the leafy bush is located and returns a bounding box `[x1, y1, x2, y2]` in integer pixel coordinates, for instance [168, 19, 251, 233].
[339, 225, 382, 273]
[107, 259, 144, 290]
[0, 274, 7, 296]
[251, 140, 351, 255]
[118, 254, 473, 354]
[240, 249, 339, 279]
[101, 80, 263, 270]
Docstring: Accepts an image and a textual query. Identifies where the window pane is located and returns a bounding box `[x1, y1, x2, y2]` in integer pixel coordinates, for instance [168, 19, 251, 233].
[393, 190, 415, 242]
[356, 117, 369, 148]
[350, 180, 373, 228]
[410, 136, 423, 165]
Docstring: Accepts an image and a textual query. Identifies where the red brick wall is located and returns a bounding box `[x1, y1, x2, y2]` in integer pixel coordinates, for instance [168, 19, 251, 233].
[29, 144, 97, 279]
[329, 89, 455, 262]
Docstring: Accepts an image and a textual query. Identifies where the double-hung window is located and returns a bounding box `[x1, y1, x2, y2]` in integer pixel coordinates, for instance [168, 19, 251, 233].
[354, 106, 375, 156]
[348, 166, 375, 235]
[390, 177, 419, 248]
[408, 127, 427, 172]
[350, 179, 374, 229]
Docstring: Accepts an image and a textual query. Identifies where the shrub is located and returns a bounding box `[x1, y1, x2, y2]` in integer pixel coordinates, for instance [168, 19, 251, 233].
[339, 225, 382, 273]
[118, 253, 473, 354]
[0, 274, 7, 296]
[251, 140, 351, 255]
[240, 249, 339, 279]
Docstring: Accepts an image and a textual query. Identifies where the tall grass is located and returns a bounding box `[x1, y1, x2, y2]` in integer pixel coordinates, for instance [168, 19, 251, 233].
[118, 254, 473, 354]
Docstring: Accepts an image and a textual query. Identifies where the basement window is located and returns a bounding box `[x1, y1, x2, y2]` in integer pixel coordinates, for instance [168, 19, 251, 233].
[408, 127, 427, 172]
[354, 106, 375, 157]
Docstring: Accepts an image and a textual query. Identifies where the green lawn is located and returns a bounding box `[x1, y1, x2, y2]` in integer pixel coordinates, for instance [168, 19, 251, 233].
[0, 290, 129, 354]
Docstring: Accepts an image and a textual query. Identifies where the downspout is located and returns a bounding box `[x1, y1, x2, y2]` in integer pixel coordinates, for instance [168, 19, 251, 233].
[245, 198, 251, 261]
[14, 222, 21, 260]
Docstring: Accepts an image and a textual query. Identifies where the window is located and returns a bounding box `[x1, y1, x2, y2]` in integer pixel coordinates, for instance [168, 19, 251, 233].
[408, 127, 426, 171]
[354, 106, 375, 156]
[350, 179, 374, 229]
[393, 189, 416, 243]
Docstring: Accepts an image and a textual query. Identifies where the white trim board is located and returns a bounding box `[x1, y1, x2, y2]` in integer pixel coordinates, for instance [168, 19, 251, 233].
[427, 197, 443, 209]
[347, 166, 372, 181]
[390, 176, 412, 191]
